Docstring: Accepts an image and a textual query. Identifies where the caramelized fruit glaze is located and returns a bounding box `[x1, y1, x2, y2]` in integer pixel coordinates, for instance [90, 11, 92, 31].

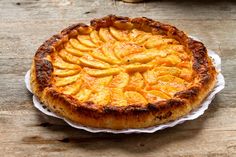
[50, 26, 193, 107]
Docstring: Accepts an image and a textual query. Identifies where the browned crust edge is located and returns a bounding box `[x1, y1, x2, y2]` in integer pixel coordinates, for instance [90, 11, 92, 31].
[30, 15, 217, 129]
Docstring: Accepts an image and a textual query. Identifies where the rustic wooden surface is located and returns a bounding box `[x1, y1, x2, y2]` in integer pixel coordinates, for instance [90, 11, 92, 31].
[0, 0, 235, 156]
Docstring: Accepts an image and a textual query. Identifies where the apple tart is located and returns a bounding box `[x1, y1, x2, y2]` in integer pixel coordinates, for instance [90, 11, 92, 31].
[30, 15, 217, 129]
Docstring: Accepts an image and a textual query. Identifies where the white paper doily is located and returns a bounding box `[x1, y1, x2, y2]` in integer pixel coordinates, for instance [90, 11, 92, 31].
[25, 49, 225, 134]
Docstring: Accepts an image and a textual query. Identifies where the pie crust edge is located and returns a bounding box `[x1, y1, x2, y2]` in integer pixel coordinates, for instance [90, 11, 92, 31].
[30, 15, 217, 129]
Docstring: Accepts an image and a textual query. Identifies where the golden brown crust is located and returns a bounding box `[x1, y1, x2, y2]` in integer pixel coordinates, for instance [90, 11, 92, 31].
[30, 15, 217, 129]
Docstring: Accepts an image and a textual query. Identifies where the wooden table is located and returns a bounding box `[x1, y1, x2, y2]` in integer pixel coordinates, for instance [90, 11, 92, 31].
[0, 0, 235, 156]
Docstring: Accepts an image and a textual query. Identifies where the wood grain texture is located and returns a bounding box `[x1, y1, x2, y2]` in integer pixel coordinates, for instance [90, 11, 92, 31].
[0, 0, 235, 156]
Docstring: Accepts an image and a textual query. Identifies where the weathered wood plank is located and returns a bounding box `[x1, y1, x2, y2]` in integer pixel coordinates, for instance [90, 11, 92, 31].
[1, 0, 236, 21]
[0, 103, 236, 133]
[0, 0, 235, 156]
[0, 126, 235, 157]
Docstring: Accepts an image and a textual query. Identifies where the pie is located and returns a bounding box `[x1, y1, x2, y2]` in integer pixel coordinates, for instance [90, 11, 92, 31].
[30, 15, 217, 129]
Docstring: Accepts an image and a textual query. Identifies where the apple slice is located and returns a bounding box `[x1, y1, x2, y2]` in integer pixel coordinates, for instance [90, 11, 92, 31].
[129, 29, 143, 39]
[147, 75, 186, 95]
[156, 74, 176, 82]
[58, 49, 81, 65]
[144, 35, 163, 48]
[109, 27, 129, 41]
[77, 35, 97, 48]
[85, 68, 120, 77]
[69, 38, 93, 52]
[156, 75, 188, 86]
[110, 88, 127, 106]
[90, 87, 110, 106]
[79, 56, 111, 69]
[151, 84, 183, 96]
[55, 73, 81, 87]
[102, 43, 121, 64]
[146, 49, 168, 58]
[179, 68, 193, 82]
[63, 80, 82, 95]
[161, 44, 185, 53]
[64, 42, 83, 57]
[145, 37, 179, 49]
[145, 90, 170, 103]
[90, 30, 103, 45]
[93, 76, 113, 91]
[133, 33, 152, 45]
[143, 70, 157, 85]
[99, 27, 116, 42]
[154, 66, 181, 77]
[164, 54, 182, 66]
[53, 68, 80, 77]
[90, 49, 116, 64]
[177, 61, 191, 68]
[125, 64, 152, 73]
[76, 88, 92, 102]
[53, 53, 80, 69]
[123, 52, 157, 64]
[113, 42, 144, 59]
[109, 72, 129, 88]
[126, 72, 144, 91]
[124, 91, 147, 105]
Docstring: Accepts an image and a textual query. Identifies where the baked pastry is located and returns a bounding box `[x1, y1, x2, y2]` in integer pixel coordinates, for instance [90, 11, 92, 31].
[30, 15, 217, 129]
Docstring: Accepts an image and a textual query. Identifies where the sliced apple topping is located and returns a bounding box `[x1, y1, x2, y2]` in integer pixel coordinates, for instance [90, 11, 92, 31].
[58, 49, 81, 65]
[109, 72, 129, 88]
[143, 70, 158, 85]
[123, 52, 157, 64]
[76, 88, 92, 102]
[53, 53, 80, 69]
[177, 61, 191, 68]
[154, 66, 181, 77]
[55, 73, 81, 87]
[92, 76, 113, 91]
[126, 72, 144, 91]
[90, 87, 111, 106]
[109, 27, 129, 41]
[144, 35, 163, 48]
[79, 56, 111, 69]
[113, 42, 144, 59]
[179, 68, 193, 81]
[145, 37, 179, 49]
[156, 74, 186, 84]
[90, 49, 117, 64]
[125, 64, 152, 73]
[77, 35, 97, 48]
[69, 38, 93, 52]
[151, 84, 182, 96]
[145, 74, 188, 95]
[64, 42, 84, 57]
[85, 68, 120, 77]
[90, 30, 103, 45]
[133, 33, 152, 45]
[145, 90, 170, 103]
[53, 68, 80, 77]
[129, 29, 143, 39]
[80, 72, 96, 89]
[50, 25, 193, 106]
[146, 49, 168, 58]
[101, 43, 121, 64]
[162, 54, 182, 66]
[162, 44, 185, 53]
[110, 88, 128, 106]
[125, 91, 147, 105]
[62, 80, 82, 95]
[99, 27, 116, 42]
